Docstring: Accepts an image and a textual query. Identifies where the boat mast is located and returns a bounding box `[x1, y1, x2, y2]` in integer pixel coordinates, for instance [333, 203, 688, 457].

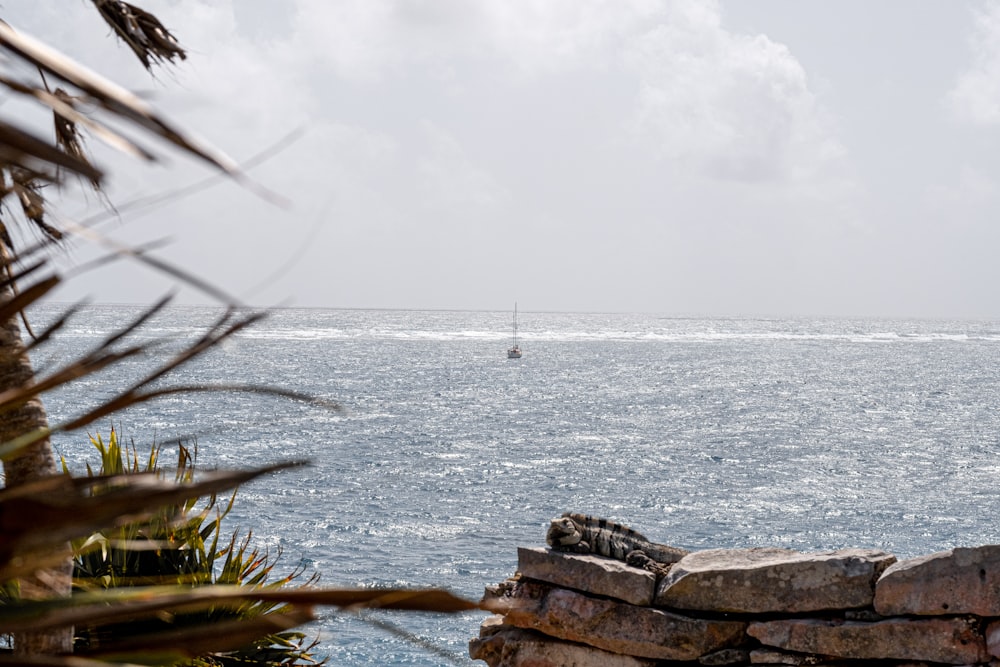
[512, 302, 518, 347]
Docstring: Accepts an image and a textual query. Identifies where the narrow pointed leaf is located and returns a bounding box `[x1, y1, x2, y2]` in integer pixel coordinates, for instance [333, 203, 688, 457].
[80, 608, 314, 662]
[0, 21, 243, 178]
[0, 585, 480, 633]
[0, 118, 102, 182]
[0, 463, 305, 580]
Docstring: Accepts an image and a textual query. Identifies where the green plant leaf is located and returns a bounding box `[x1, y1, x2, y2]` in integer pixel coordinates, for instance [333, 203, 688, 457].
[0, 463, 305, 581]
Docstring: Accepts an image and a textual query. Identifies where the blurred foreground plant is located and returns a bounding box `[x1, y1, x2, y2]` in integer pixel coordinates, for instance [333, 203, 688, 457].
[0, 2, 261, 653]
[0, 5, 485, 662]
[72, 429, 321, 666]
[0, 428, 481, 664]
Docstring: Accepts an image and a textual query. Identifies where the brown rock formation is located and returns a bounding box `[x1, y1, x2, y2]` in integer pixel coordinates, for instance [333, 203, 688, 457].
[748, 616, 987, 664]
[517, 546, 657, 606]
[656, 547, 896, 613]
[492, 578, 747, 661]
[874, 545, 1000, 617]
[471, 516, 1000, 666]
[470, 624, 659, 667]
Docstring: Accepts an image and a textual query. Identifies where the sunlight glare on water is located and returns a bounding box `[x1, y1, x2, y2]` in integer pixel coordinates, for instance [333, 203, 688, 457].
[33, 306, 1000, 665]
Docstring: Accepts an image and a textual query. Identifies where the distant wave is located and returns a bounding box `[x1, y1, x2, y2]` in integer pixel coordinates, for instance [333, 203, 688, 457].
[231, 328, 998, 344]
[29, 305, 1000, 346]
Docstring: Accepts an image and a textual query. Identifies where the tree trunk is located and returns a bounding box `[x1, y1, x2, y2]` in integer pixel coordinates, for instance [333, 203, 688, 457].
[0, 307, 74, 654]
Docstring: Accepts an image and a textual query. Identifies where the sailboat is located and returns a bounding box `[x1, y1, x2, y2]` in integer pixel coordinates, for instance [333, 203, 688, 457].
[507, 303, 522, 359]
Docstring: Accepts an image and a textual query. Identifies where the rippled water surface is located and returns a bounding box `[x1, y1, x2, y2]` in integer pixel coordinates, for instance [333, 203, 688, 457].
[32, 306, 1000, 665]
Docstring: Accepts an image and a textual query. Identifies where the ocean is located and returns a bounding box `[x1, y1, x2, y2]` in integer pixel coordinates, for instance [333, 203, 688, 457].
[29, 305, 1000, 665]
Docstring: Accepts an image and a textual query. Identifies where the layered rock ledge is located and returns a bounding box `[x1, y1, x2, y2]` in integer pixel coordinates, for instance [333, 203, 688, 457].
[471, 540, 1000, 666]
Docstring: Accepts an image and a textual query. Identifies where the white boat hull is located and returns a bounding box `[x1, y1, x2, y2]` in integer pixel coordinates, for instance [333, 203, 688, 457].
[507, 303, 522, 359]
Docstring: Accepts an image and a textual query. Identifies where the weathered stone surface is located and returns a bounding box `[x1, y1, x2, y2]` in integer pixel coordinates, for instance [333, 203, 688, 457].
[748, 616, 987, 664]
[874, 545, 1000, 617]
[749, 648, 818, 664]
[985, 619, 1000, 658]
[656, 547, 896, 613]
[469, 627, 659, 667]
[699, 647, 751, 665]
[495, 578, 746, 661]
[517, 546, 657, 606]
[477, 613, 509, 637]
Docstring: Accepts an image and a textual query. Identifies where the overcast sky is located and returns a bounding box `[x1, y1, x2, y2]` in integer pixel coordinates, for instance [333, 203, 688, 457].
[6, 1, 1000, 318]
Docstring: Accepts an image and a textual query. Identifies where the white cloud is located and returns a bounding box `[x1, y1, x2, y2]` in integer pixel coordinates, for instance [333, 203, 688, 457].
[416, 122, 509, 209]
[924, 165, 998, 225]
[476, 0, 664, 75]
[0, 0, 872, 312]
[947, 1, 1000, 125]
[285, 0, 847, 191]
[288, 0, 665, 81]
[287, 0, 492, 82]
[623, 0, 844, 184]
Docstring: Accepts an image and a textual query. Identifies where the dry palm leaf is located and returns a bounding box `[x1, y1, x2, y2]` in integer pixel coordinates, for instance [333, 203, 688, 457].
[0, 225, 52, 341]
[52, 89, 85, 161]
[0, 586, 477, 666]
[0, 462, 305, 581]
[0, 258, 48, 295]
[8, 169, 46, 226]
[0, 220, 14, 252]
[52, 88, 101, 188]
[91, 0, 186, 70]
[0, 274, 60, 327]
[0, 21, 236, 178]
[23, 302, 83, 353]
[0, 657, 145, 667]
[0, 298, 340, 461]
[8, 167, 62, 241]
[57, 216, 246, 304]
[77, 607, 315, 661]
[0, 72, 157, 165]
[0, 117, 102, 184]
[0, 585, 480, 634]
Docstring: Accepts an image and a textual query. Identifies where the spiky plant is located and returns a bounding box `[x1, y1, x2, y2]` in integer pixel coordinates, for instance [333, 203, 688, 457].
[72, 429, 322, 666]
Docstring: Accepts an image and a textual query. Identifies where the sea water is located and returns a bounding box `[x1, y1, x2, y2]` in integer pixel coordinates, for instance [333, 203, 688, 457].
[29, 306, 1000, 665]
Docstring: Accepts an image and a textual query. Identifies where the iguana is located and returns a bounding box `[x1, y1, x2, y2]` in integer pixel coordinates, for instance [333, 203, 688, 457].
[546, 512, 688, 577]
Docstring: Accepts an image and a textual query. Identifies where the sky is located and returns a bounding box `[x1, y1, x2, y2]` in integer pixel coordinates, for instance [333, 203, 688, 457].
[4, 1, 1000, 318]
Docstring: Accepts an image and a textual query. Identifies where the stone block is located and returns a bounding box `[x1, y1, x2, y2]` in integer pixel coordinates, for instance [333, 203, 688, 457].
[699, 647, 751, 665]
[748, 616, 987, 664]
[656, 547, 896, 613]
[498, 578, 746, 661]
[517, 546, 657, 606]
[469, 627, 659, 667]
[875, 545, 1000, 616]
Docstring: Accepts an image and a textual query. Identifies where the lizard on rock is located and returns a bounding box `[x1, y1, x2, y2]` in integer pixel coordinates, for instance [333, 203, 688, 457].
[546, 512, 688, 578]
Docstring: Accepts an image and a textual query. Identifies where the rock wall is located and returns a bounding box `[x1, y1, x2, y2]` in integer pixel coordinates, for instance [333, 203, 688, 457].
[470, 542, 1000, 666]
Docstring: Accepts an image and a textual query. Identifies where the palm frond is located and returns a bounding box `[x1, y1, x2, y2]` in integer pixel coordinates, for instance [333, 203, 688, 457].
[9, 168, 62, 241]
[0, 73, 157, 167]
[0, 21, 236, 177]
[78, 607, 314, 662]
[0, 656, 146, 667]
[23, 302, 85, 354]
[90, 0, 187, 70]
[0, 274, 60, 325]
[0, 463, 305, 582]
[0, 117, 102, 183]
[52, 89, 88, 163]
[0, 586, 480, 634]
